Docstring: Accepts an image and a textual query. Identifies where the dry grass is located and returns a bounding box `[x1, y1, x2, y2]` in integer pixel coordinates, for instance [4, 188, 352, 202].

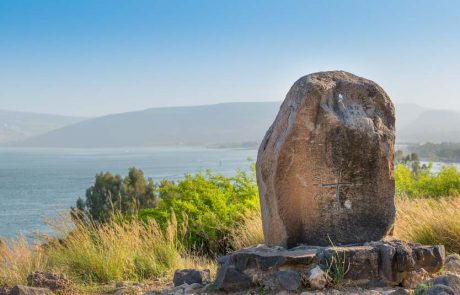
[0, 212, 215, 289]
[229, 211, 264, 249]
[229, 197, 460, 255]
[0, 237, 47, 286]
[394, 197, 460, 253]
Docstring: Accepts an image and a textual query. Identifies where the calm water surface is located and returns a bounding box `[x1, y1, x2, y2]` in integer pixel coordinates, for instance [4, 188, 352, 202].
[0, 147, 257, 238]
[1, 148, 459, 239]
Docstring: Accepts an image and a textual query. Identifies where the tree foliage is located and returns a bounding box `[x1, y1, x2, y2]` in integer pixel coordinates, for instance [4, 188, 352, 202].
[409, 142, 460, 162]
[74, 167, 158, 223]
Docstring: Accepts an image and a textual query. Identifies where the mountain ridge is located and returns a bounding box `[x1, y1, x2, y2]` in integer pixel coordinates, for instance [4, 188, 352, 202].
[0, 110, 86, 144]
[3, 102, 460, 147]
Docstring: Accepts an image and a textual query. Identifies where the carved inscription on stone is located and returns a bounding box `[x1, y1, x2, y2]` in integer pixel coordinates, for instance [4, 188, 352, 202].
[257, 71, 395, 247]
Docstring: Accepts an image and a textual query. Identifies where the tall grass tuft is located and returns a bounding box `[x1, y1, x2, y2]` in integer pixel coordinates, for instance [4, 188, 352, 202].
[394, 197, 460, 253]
[45, 212, 182, 284]
[229, 211, 264, 249]
[0, 237, 47, 286]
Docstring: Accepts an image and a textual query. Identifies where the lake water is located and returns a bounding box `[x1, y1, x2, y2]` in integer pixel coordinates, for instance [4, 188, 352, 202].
[1, 148, 460, 240]
[0, 147, 257, 239]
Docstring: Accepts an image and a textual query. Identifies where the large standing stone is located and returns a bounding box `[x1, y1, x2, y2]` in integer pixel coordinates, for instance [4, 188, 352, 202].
[257, 71, 396, 247]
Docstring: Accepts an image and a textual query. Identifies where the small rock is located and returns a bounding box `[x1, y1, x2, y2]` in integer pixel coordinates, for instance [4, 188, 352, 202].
[426, 284, 456, 295]
[9, 285, 54, 295]
[432, 275, 460, 293]
[113, 287, 143, 295]
[184, 283, 202, 294]
[213, 266, 252, 291]
[401, 268, 428, 289]
[173, 269, 210, 287]
[201, 283, 213, 293]
[387, 288, 409, 295]
[116, 282, 128, 288]
[276, 270, 301, 291]
[445, 254, 460, 274]
[26, 272, 72, 293]
[307, 265, 329, 290]
[172, 284, 188, 292]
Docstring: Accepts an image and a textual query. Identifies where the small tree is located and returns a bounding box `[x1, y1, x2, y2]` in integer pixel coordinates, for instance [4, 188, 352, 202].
[74, 168, 158, 223]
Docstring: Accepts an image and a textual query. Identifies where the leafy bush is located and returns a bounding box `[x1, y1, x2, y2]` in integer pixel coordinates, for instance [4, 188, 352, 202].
[409, 142, 460, 162]
[139, 167, 259, 256]
[395, 163, 460, 198]
[75, 168, 158, 223]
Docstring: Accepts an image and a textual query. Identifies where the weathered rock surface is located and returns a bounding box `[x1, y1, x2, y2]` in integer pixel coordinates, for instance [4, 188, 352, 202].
[213, 241, 444, 292]
[173, 269, 210, 287]
[257, 71, 396, 247]
[307, 265, 329, 290]
[418, 275, 460, 295]
[276, 270, 301, 291]
[428, 275, 460, 294]
[425, 284, 457, 295]
[26, 272, 73, 294]
[444, 254, 460, 275]
[8, 286, 54, 295]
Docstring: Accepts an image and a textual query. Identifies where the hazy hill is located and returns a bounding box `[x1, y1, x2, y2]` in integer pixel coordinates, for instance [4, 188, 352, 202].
[0, 110, 85, 144]
[12, 102, 281, 148]
[395, 103, 427, 130]
[6, 102, 460, 147]
[397, 109, 460, 143]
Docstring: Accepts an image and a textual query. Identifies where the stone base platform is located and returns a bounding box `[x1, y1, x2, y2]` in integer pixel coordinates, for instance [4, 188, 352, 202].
[214, 240, 445, 292]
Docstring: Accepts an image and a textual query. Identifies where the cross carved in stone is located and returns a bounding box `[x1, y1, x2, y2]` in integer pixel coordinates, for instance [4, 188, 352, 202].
[321, 171, 354, 209]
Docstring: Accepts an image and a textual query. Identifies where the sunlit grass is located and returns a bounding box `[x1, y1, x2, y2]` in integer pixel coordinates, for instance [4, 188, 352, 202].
[0, 237, 47, 286]
[394, 197, 460, 253]
[0, 212, 215, 290]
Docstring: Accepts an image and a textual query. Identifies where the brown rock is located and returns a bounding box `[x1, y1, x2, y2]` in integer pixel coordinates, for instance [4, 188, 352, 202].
[444, 254, 460, 274]
[213, 241, 444, 292]
[26, 272, 73, 294]
[9, 286, 53, 295]
[173, 269, 210, 287]
[257, 71, 396, 247]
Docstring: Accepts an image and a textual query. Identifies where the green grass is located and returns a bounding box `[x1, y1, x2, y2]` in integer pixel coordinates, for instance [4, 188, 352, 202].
[325, 238, 350, 286]
[414, 281, 433, 295]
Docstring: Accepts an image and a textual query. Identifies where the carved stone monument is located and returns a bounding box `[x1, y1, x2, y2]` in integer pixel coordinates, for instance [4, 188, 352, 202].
[213, 72, 445, 292]
[257, 71, 396, 247]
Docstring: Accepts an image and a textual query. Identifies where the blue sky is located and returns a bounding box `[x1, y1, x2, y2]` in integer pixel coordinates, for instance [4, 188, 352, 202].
[1, 0, 459, 116]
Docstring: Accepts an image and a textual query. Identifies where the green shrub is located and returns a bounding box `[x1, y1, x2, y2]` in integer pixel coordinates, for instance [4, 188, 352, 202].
[395, 163, 460, 198]
[139, 167, 259, 256]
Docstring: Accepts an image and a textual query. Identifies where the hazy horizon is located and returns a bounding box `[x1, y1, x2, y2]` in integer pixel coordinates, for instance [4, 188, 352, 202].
[1, 0, 459, 117]
[1, 100, 458, 118]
